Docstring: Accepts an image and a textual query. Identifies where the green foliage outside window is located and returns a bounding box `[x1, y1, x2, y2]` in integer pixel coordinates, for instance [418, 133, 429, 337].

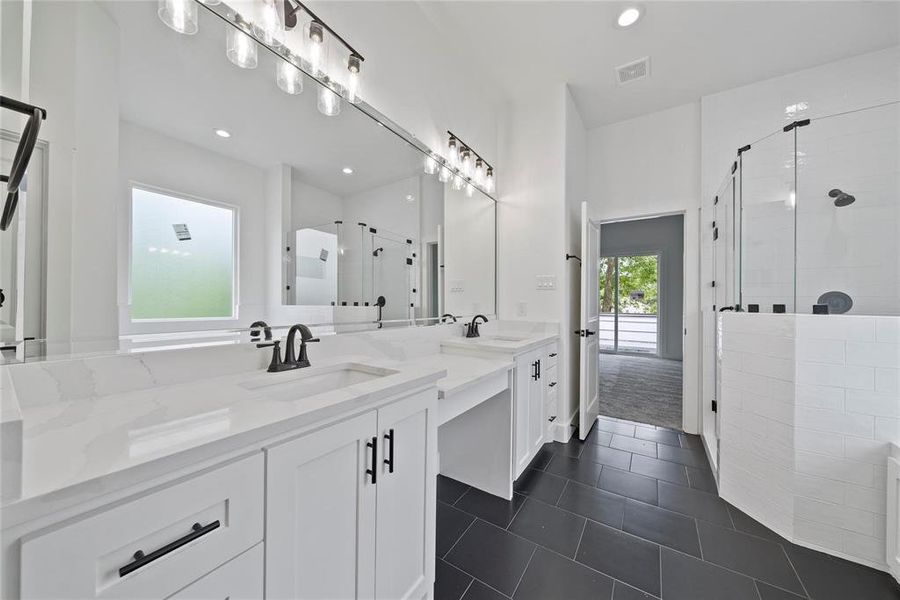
[599, 255, 658, 315]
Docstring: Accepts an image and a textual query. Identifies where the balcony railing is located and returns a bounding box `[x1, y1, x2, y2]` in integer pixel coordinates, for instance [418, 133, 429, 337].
[598, 313, 658, 354]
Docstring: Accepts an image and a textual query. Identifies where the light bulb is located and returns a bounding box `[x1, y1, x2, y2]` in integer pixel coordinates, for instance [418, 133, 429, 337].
[485, 167, 495, 193]
[346, 54, 362, 104]
[438, 166, 452, 183]
[424, 154, 438, 175]
[318, 84, 342, 116]
[466, 182, 474, 198]
[306, 21, 327, 77]
[226, 22, 257, 69]
[158, 0, 198, 35]
[451, 175, 464, 191]
[276, 59, 304, 94]
[460, 150, 472, 178]
[448, 138, 459, 169]
[474, 159, 485, 186]
[254, 0, 283, 47]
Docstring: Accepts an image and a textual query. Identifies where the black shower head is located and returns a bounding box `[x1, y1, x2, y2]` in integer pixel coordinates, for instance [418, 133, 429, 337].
[828, 188, 856, 207]
[372, 247, 384, 256]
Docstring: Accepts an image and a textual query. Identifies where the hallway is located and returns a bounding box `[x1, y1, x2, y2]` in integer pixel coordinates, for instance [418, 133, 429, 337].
[435, 416, 900, 600]
[599, 354, 682, 430]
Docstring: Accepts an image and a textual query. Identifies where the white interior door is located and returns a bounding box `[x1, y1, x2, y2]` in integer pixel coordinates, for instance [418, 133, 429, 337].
[579, 202, 600, 440]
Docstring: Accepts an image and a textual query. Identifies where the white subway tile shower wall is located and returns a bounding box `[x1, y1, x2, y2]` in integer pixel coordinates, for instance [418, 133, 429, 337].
[719, 313, 900, 571]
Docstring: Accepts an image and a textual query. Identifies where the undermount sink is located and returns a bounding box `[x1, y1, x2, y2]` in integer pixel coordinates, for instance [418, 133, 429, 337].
[478, 335, 529, 342]
[239, 363, 398, 401]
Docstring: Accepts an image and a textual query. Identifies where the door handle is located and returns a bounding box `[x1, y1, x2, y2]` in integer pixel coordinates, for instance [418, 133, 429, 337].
[585, 330, 596, 336]
[366, 436, 377, 484]
[383, 429, 394, 473]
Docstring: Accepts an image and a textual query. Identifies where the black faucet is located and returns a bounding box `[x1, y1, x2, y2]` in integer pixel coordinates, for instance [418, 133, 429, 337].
[257, 340, 294, 373]
[466, 315, 488, 338]
[441, 313, 457, 324]
[285, 324, 320, 368]
[250, 320, 272, 341]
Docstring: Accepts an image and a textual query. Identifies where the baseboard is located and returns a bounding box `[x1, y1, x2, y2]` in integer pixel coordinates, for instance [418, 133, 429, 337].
[552, 405, 580, 442]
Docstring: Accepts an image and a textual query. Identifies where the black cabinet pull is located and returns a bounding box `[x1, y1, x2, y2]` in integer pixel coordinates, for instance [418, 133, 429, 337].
[549, 382, 557, 388]
[549, 353, 557, 358]
[119, 521, 220, 577]
[383, 429, 395, 473]
[366, 437, 377, 483]
[537, 359, 541, 379]
[531, 361, 538, 381]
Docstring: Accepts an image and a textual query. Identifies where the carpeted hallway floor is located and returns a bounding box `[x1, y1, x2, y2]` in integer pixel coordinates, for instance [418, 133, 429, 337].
[598, 353, 683, 430]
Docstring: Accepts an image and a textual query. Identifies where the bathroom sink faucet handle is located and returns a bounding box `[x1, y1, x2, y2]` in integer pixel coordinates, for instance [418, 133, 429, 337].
[441, 313, 457, 324]
[285, 323, 319, 368]
[257, 341, 285, 373]
[250, 320, 272, 341]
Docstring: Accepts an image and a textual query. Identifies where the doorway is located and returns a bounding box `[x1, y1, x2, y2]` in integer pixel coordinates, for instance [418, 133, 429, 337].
[599, 254, 660, 355]
[597, 214, 684, 431]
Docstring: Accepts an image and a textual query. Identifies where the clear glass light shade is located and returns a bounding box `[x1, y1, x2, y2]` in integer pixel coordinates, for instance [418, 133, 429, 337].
[465, 183, 475, 197]
[317, 85, 342, 116]
[438, 166, 452, 183]
[226, 25, 258, 69]
[276, 60, 304, 95]
[485, 169, 495, 193]
[448, 140, 459, 169]
[460, 151, 472, 178]
[474, 160, 485, 186]
[423, 154, 439, 175]
[158, 0, 198, 35]
[345, 56, 362, 104]
[305, 22, 329, 78]
[253, 0, 283, 47]
[451, 175, 464, 191]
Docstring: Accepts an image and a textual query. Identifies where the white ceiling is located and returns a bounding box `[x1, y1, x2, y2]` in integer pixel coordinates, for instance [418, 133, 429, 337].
[421, 1, 900, 129]
[106, 1, 424, 197]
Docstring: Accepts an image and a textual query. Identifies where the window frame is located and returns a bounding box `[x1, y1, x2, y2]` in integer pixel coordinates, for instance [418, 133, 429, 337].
[127, 182, 240, 323]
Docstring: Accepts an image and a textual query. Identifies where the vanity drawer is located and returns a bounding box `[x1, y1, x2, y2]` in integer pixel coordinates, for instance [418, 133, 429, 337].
[21, 454, 264, 600]
[167, 543, 263, 600]
[546, 345, 559, 369]
[544, 364, 558, 393]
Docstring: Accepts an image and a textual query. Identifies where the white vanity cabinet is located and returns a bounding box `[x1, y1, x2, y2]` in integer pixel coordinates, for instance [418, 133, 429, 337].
[513, 342, 558, 478]
[265, 388, 437, 600]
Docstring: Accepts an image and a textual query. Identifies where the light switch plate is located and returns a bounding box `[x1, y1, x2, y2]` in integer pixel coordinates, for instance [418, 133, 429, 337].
[536, 276, 557, 290]
[449, 280, 464, 293]
[517, 302, 528, 317]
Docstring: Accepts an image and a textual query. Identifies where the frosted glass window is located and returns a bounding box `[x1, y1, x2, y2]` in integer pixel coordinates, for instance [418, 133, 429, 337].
[131, 187, 236, 320]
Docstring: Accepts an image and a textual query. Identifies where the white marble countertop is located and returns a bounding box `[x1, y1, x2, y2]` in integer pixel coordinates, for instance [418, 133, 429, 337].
[3, 355, 446, 515]
[441, 332, 558, 355]
[408, 353, 513, 398]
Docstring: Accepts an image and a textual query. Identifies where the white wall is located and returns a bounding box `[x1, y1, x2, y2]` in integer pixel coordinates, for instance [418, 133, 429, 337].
[586, 102, 702, 433]
[117, 121, 267, 334]
[443, 185, 496, 318]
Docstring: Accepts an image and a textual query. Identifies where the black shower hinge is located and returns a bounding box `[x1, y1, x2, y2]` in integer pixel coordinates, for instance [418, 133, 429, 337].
[714, 195, 719, 205]
[711, 220, 716, 228]
[711, 280, 716, 288]
[731, 161, 737, 174]
[358, 222, 367, 227]
[406, 239, 412, 244]
[737, 144, 751, 155]
[334, 220, 343, 224]
[369, 227, 377, 234]
[713, 227, 718, 241]
[406, 258, 413, 265]
[711, 400, 718, 413]
[783, 118, 811, 132]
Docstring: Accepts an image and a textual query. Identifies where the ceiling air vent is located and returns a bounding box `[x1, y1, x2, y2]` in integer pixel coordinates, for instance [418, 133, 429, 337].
[615, 56, 650, 85]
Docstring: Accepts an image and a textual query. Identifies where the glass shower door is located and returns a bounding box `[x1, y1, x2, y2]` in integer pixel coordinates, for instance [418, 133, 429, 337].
[795, 102, 900, 316]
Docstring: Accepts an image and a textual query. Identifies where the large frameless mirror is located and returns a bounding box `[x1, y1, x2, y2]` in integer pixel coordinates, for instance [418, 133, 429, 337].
[0, 0, 497, 360]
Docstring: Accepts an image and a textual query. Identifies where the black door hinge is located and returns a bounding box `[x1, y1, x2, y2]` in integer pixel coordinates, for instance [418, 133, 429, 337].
[712, 400, 718, 413]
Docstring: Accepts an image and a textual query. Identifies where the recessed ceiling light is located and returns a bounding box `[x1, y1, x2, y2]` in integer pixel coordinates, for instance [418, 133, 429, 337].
[617, 7, 642, 28]
[405, 194, 415, 202]
[342, 167, 354, 174]
[214, 128, 231, 138]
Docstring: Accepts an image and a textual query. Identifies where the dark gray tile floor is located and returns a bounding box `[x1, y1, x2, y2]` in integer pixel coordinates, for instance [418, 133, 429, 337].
[435, 415, 900, 600]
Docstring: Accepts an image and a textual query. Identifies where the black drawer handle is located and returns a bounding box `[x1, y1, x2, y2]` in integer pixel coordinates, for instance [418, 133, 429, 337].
[119, 521, 220, 577]
[549, 353, 557, 358]
[549, 382, 557, 387]
[384, 429, 395, 473]
[366, 436, 377, 484]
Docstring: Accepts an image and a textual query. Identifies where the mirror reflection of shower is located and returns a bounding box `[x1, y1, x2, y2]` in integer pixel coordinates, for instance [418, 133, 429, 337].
[372, 247, 384, 257]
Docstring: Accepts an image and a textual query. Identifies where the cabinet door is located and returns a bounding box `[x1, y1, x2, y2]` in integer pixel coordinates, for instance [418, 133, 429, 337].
[375, 390, 437, 600]
[266, 412, 378, 600]
[514, 351, 536, 477]
[167, 544, 263, 600]
[529, 355, 546, 456]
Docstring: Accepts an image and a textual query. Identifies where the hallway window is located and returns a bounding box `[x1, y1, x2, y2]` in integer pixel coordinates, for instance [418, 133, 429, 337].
[130, 185, 237, 320]
[598, 254, 659, 354]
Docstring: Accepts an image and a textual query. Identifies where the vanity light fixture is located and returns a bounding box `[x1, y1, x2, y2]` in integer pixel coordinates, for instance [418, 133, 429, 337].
[346, 54, 362, 104]
[305, 21, 327, 77]
[616, 6, 642, 28]
[474, 158, 485, 186]
[254, 0, 284, 47]
[485, 167, 495, 193]
[226, 18, 258, 69]
[276, 55, 304, 95]
[459, 148, 472, 178]
[214, 128, 231, 138]
[431, 131, 495, 197]
[451, 174, 464, 192]
[438, 166, 452, 183]
[318, 83, 342, 116]
[342, 166, 354, 174]
[465, 183, 474, 198]
[423, 154, 439, 175]
[448, 137, 460, 169]
[158, 0, 198, 35]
